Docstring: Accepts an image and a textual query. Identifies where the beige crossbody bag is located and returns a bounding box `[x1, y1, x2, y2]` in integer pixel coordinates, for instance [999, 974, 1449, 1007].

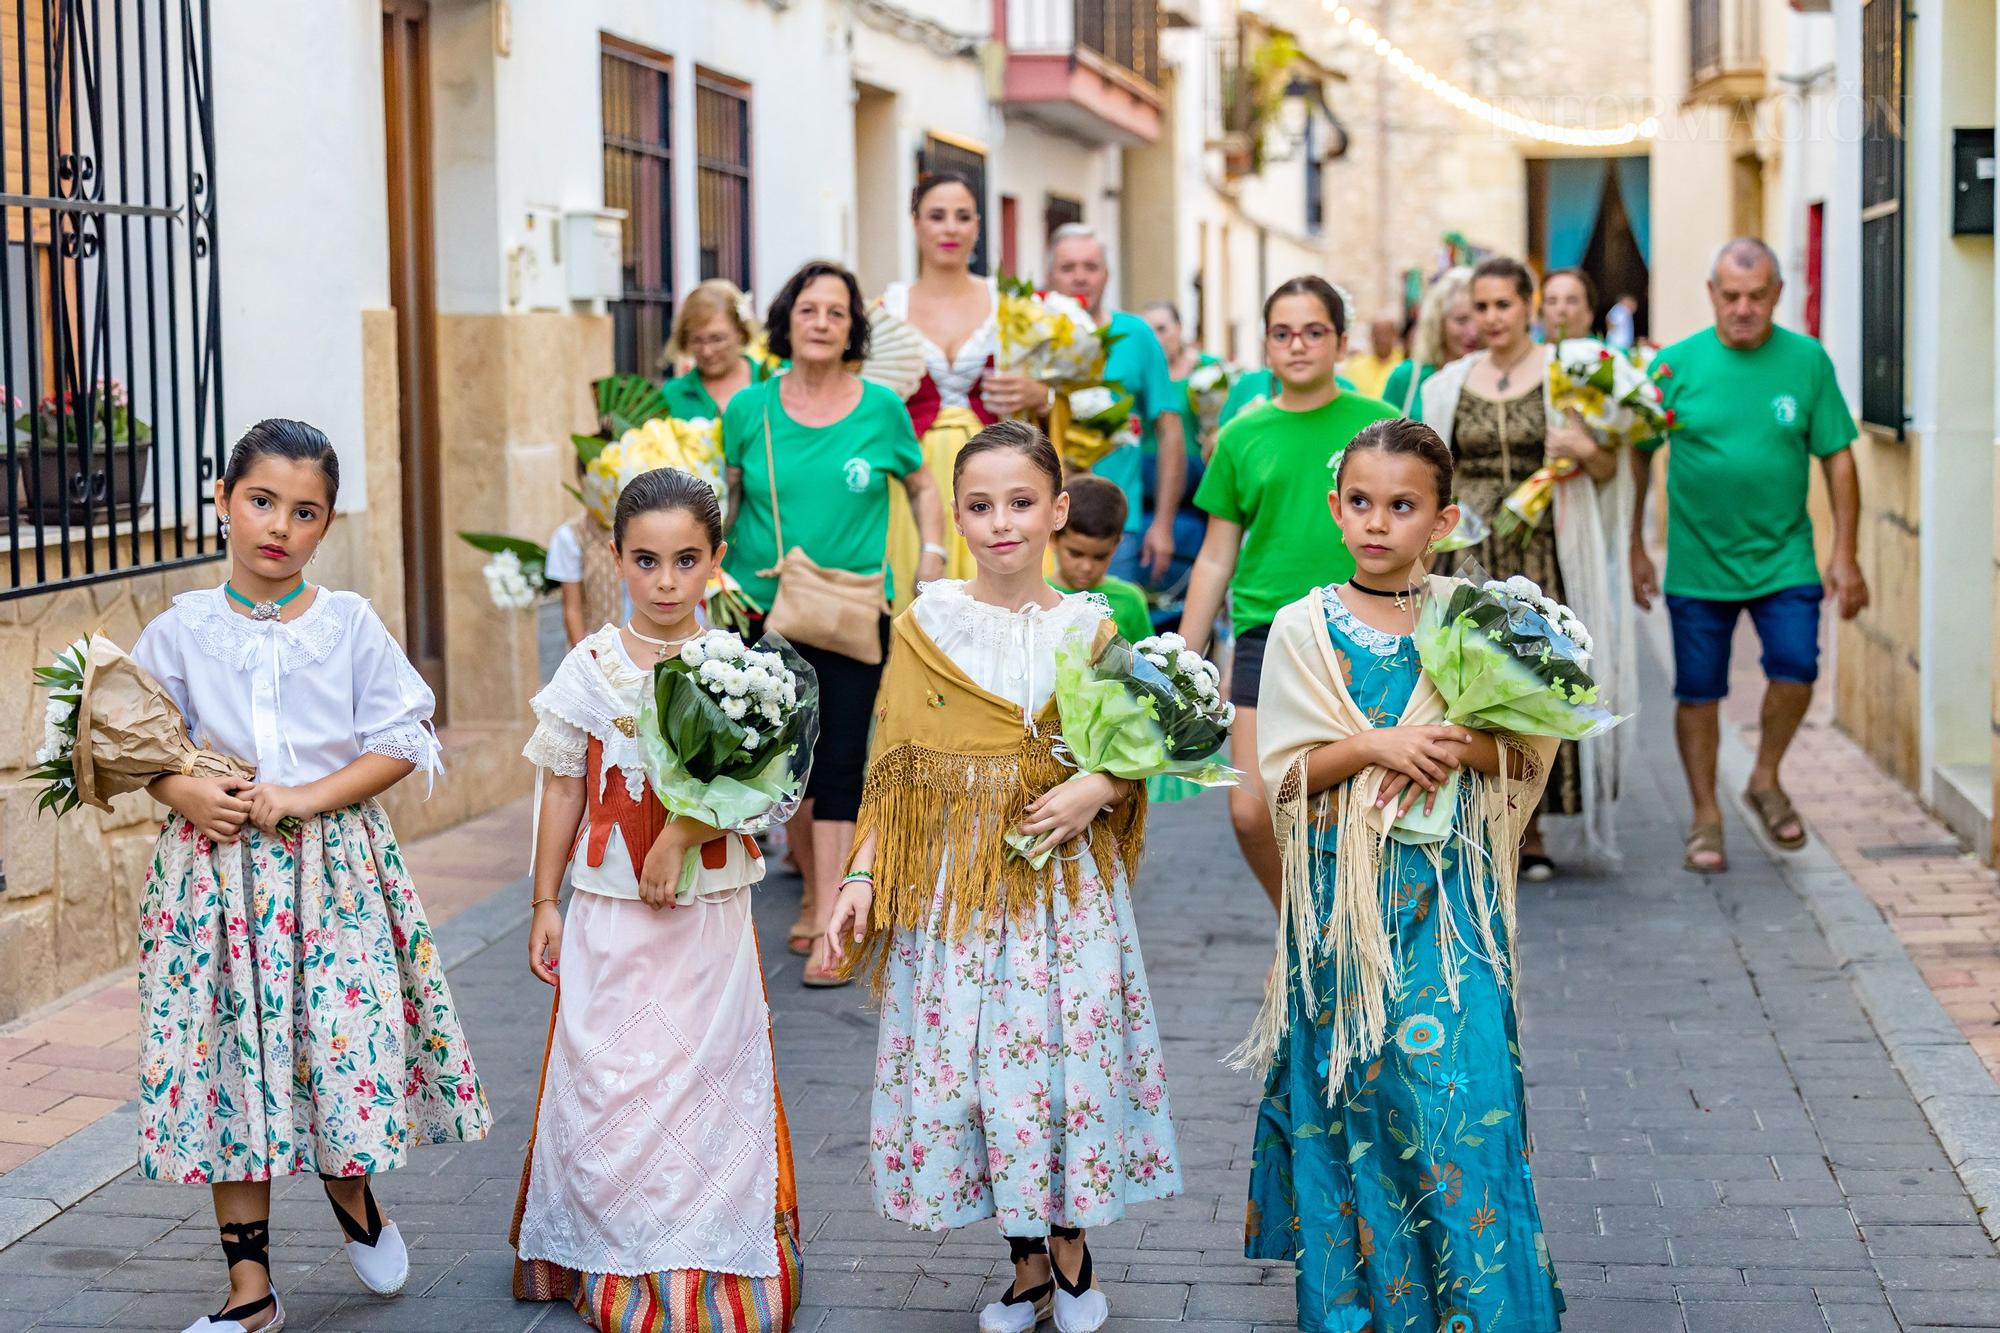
[756, 403, 888, 664]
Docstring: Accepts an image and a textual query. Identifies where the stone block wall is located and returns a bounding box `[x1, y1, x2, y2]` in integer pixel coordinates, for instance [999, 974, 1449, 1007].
[1832, 426, 1922, 787]
[0, 308, 610, 1023]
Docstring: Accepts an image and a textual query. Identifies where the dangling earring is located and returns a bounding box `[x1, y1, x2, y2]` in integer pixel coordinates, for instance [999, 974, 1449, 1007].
[218, 515, 231, 542]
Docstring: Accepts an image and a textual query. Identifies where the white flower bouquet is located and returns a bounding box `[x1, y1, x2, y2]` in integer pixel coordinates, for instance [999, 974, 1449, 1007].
[635, 629, 821, 902]
[457, 533, 552, 611]
[1390, 570, 1621, 845]
[1186, 360, 1237, 442]
[1005, 630, 1238, 865]
[1059, 383, 1139, 472]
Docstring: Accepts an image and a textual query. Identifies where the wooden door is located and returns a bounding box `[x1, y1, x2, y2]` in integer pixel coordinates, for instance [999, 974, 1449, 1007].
[382, 0, 446, 706]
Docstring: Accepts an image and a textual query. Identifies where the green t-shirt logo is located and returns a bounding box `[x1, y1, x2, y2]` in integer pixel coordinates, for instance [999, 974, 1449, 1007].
[1771, 393, 1798, 426]
[843, 458, 873, 492]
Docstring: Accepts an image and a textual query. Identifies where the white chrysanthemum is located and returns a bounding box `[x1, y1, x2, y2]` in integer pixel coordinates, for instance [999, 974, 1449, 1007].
[681, 639, 709, 667]
[482, 551, 536, 610]
[720, 695, 748, 721]
[1069, 385, 1117, 420]
[699, 659, 727, 683]
[1502, 575, 1543, 603]
[1175, 649, 1204, 674]
[1220, 701, 1238, 727]
[741, 728, 760, 750]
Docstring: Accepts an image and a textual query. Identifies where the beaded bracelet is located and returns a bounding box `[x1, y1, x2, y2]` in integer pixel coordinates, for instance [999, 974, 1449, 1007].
[841, 871, 875, 887]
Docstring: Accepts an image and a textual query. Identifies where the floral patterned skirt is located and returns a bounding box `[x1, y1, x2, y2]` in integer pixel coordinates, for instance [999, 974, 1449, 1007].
[870, 844, 1182, 1234]
[136, 802, 490, 1184]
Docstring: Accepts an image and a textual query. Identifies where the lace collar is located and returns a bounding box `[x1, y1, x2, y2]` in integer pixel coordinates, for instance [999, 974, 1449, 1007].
[916, 579, 1107, 642]
[1319, 585, 1408, 659]
[175, 583, 352, 673]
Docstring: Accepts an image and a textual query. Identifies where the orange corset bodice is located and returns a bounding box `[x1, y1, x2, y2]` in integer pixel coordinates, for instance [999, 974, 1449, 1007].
[582, 735, 758, 877]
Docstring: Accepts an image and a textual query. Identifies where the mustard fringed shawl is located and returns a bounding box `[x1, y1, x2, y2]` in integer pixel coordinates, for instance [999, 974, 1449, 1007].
[844, 611, 1146, 990]
[1228, 578, 1557, 1100]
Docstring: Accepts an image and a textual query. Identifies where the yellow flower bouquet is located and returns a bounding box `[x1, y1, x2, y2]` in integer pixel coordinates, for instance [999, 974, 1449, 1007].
[1495, 340, 1669, 542]
[581, 416, 725, 528]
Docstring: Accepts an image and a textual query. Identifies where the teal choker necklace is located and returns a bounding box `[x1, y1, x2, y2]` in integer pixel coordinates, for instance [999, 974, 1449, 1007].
[226, 580, 308, 622]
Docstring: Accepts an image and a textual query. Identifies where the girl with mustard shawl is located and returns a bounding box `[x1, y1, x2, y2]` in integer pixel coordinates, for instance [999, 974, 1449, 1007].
[1235, 420, 1565, 1333]
[823, 421, 1182, 1333]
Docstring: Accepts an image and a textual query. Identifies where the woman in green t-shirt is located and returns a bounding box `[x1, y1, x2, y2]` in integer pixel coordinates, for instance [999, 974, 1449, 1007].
[1181, 276, 1397, 912]
[1380, 265, 1481, 416]
[659, 278, 770, 420]
[722, 261, 945, 985]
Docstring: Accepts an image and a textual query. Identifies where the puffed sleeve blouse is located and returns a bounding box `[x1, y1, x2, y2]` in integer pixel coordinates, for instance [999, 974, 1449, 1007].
[132, 584, 442, 790]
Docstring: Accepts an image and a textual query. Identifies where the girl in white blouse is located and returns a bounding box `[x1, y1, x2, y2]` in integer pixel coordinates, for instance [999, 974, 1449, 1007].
[133, 420, 489, 1333]
[512, 468, 800, 1331]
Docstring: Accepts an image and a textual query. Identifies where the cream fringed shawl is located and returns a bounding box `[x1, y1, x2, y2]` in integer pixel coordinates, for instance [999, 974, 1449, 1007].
[1229, 578, 1558, 1097]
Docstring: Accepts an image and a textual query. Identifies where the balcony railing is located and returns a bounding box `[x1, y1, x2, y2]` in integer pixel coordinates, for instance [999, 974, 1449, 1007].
[1689, 0, 1763, 100]
[1006, 0, 1162, 91]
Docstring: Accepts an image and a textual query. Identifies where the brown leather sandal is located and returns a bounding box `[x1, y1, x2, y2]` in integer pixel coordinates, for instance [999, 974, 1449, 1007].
[1745, 787, 1809, 850]
[1683, 822, 1727, 874]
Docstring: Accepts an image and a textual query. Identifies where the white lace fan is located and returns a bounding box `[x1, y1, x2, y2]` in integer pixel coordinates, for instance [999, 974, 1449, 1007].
[861, 304, 927, 401]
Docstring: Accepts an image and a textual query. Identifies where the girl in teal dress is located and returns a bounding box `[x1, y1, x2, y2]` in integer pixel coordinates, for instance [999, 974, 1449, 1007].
[1238, 419, 1563, 1333]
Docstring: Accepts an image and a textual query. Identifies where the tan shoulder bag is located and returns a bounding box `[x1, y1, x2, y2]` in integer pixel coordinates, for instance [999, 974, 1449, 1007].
[757, 402, 889, 664]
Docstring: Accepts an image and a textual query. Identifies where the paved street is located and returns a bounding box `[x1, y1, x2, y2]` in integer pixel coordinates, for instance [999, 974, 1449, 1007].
[2, 660, 2000, 1332]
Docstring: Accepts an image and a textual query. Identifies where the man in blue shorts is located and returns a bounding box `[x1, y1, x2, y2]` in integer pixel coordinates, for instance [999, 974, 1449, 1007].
[1631, 237, 1870, 873]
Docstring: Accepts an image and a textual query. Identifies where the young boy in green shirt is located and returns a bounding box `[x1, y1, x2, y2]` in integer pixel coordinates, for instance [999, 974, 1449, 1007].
[1052, 475, 1156, 642]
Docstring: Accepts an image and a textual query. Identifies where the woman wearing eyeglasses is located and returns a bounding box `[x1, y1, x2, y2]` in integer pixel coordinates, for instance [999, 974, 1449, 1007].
[1180, 276, 1398, 910]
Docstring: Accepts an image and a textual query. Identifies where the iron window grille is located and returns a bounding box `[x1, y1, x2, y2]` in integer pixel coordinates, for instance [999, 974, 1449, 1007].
[601, 37, 673, 377]
[1860, 0, 1904, 436]
[695, 69, 750, 295]
[1, 0, 224, 601]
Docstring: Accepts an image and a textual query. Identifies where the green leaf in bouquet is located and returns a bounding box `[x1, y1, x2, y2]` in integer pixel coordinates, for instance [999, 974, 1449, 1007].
[572, 432, 610, 468]
[652, 660, 752, 783]
[594, 373, 673, 436]
[456, 531, 550, 566]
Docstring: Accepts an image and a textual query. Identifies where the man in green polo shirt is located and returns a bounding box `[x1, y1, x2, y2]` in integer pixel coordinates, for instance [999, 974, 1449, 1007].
[1632, 237, 1870, 875]
[1045, 223, 1185, 588]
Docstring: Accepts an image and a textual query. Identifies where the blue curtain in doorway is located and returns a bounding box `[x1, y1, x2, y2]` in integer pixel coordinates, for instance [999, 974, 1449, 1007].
[1545, 158, 1608, 270]
[1617, 155, 1652, 264]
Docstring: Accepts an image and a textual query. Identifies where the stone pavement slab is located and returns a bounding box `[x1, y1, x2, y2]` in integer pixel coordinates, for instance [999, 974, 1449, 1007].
[0, 650, 1998, 1330]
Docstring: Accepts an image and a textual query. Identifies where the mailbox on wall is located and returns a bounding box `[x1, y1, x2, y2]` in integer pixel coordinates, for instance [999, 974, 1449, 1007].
[1953, 128, 1994, 235]
[565, 208, 628, 303]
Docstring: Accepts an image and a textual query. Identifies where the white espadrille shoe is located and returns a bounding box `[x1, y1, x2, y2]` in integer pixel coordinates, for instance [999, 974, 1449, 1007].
[322, 1176, 410, 1297]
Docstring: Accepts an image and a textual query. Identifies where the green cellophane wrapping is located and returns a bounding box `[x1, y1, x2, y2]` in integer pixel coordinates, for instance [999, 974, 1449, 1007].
[1389, 582, 1621, 845]
[633, 636, 818, 902]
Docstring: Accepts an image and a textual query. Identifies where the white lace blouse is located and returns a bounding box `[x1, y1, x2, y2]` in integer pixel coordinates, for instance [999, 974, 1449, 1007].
[132, 584, 442, 790]
[911, 579, 1109, 718]
[881, 279, 999, 409]
[524, 625, 762, 902]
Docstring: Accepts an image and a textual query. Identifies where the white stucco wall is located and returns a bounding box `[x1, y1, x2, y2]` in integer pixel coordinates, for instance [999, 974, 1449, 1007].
[211, 0, 387, 505]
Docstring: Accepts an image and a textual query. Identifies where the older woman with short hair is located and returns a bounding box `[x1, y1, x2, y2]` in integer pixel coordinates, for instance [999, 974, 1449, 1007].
[660, 277, 768, 419]
[723, 259, 945, 985]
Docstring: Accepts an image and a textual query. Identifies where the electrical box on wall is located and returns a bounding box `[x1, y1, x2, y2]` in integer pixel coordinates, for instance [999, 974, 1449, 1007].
[565, 208, 627, 303]
[512, 202, 565, 311]
[1952, 128, 1995, 236]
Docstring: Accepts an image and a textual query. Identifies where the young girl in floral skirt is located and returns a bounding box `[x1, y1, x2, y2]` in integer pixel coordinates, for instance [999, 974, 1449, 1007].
[511, 467, 801, 1332]
[1239, 418, 1564, 1332]
[133, 419, 489, 1333]
[823, 419, 1181, 1333]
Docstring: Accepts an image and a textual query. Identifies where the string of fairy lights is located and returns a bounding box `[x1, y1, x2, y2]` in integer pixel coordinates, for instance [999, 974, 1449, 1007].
[1317, 0, 1660, 148]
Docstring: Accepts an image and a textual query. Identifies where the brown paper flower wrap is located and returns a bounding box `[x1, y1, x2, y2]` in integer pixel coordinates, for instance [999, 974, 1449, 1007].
[69, 632, 263, 813]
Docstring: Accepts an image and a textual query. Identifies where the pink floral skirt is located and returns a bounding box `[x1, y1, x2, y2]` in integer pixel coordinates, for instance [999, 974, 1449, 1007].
[136, 802, 490, 1184]
[869, 844, 1182, 1233]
